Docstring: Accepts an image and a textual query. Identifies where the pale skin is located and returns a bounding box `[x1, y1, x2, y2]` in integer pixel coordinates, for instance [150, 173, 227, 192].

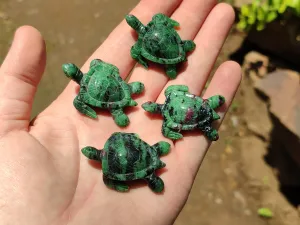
[0, 0, 241, 225]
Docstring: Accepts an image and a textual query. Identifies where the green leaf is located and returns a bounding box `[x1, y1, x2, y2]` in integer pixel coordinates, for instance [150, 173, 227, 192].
[257, 7, 266, 21]
[257, 21, 266, 31]
[237, 19, 248, 30]
[266, 11, 278, 22]
[278, 2, 288, 13]
[248, 15, 257, 24]
[270, 0, 282, 9]
[241, 5, 251, 16]
[258, 208, 274, 218]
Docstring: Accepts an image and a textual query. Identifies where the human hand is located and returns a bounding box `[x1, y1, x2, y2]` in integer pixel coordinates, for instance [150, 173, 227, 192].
[0, 0, 241, 224]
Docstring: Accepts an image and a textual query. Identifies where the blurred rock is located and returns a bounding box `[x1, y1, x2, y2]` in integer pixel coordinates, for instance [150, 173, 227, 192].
[255, 70, 300, 168]
[0, 11, 9, 20]
[233, 190, 247, 208]
[239, 137, 300, 224]
[230, 115, 239, 127]
[255, 70, 300, 139]
[244, 209, 252, 216]
[225, 145, 233, 155]
[244, 51, 270, 81]
[215, 198, 223, 205]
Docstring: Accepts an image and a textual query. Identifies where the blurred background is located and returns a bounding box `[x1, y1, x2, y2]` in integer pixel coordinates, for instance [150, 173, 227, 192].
[0, 0, 299, 224]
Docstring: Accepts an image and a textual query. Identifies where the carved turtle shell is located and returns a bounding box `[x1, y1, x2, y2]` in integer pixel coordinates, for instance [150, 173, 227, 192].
[101, 133, 163, 181]
[141, 24, 186, 64]
[163, 91, 214, 128]
[79, 60, 132, 109]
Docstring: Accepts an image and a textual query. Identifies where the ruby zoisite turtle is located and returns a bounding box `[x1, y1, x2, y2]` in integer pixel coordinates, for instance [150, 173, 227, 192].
[126, 13, 196, 79]
[142, 85, 225, 141]
[62, 59, 144, 127]
[81, 132, 171, 193]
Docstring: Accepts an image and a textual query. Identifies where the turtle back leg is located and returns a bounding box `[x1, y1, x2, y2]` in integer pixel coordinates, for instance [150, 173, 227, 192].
[201, 125, 219, 141]
[153, 141, 171, 156]
[103, 176, 129, 192]
[131, 42, 148, 69]
[182, 40, 196, 53]
[165, 64, 177, 79]
[152, 13, 179, 27]
[110, 108, 129, 127]
[162, 122, 183, 140]
[129, 82, 145, 94]
[144, 173, 164, 193]
[74, 95, 97, 119]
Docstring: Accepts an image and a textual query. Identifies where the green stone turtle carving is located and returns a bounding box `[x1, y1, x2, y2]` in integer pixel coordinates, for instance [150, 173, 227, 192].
[81, 132, 170, 193]
[142, 85, 225, 141]
[62, 59, 144, 127]
[126, 13, 196, 79]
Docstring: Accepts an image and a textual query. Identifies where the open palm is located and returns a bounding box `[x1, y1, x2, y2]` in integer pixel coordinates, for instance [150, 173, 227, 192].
[0, 0, 241, 224]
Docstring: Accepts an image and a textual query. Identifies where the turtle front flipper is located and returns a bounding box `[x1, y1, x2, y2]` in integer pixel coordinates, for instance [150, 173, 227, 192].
[182, 40, 196, 53]
[129, 82, 145, 94]
[110, 109, 129, 127]
[162, 123, 183, 140]
[165, 64, 177, 79]
[145, 173, 164, 193]
[103, 176, 129, 192]
[168, 18, 180, 27]
[165, 85, 189, 96]
[74, 95, 97, 119]
[153, 141, 171, 156]
[142, 102, 163, 114]
[131, 43, 148, 69]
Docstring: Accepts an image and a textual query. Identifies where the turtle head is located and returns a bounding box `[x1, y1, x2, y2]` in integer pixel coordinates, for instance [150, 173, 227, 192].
[207, 95, 225, 110]
[90, 59, 103, 68]
[81, 146, 103, 161]
[62, 63, 83, 84]
[126, 14, 146, 35]
[142, 102, 161, 114]
[126, 14, 140, 29]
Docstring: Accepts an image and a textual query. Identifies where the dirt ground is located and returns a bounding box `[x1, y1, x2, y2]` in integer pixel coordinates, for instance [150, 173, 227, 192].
[0, 0, 299, 224]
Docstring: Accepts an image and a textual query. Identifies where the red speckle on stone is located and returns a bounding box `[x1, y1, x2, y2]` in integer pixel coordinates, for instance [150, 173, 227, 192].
[185, 108, 194, 122]
[214, 134, 219, 141]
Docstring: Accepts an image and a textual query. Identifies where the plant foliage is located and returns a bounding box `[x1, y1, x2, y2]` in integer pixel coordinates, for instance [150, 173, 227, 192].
[237, 0, 300, 31]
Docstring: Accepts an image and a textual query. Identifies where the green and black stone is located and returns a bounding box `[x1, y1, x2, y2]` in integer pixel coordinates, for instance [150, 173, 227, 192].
[126, 13, 196, 79]
[81, 132, 170, 193]
[142, 85, 225, 141]
[62, 59, 144, 127]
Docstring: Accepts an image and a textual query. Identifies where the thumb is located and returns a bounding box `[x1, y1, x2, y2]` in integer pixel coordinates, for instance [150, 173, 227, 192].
[0, 26, 46, 136]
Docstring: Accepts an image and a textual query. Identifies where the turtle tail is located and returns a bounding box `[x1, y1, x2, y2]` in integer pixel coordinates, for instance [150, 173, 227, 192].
[81, 146, 103, 161]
